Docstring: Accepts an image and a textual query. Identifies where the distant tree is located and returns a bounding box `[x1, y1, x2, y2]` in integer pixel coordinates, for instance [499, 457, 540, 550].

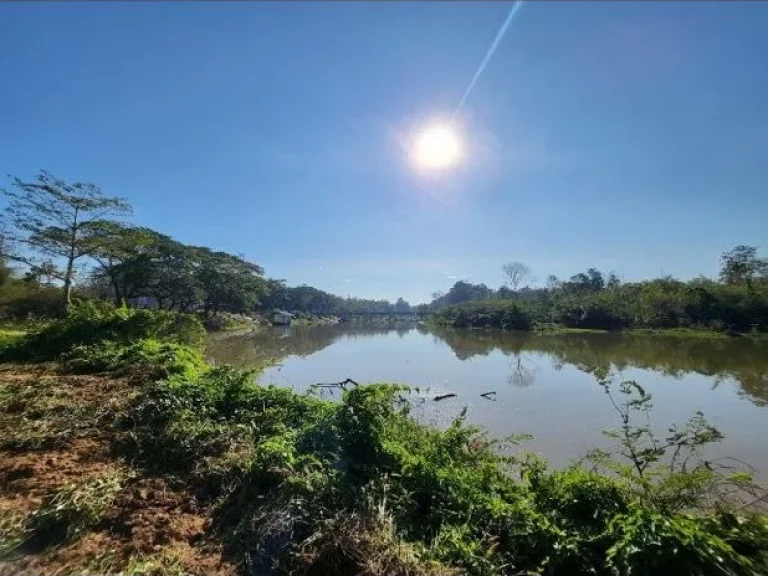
[606, 273, 621, 289]
[502, 262, 532, 292]
[496, 285, 515, 299]
[586, 268, 605, 291]
[22, 260, 59, 286]
[394, 297, 412, 313]
[1, 171, 131, 311]
[546, 275, 561, 292]
[719, 245, 768, 290]
[414, 303, 430, 315]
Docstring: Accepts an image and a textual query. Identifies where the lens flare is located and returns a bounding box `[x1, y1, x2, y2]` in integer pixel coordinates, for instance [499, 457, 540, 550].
[411, 124, 462, 171]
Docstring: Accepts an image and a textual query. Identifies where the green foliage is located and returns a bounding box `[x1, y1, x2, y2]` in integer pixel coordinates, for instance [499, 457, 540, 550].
[720, 245, 768, 288]
[605, 508, 751, 575]
[63, 338, 206, 380]
[117, 360, 768, 576]
[431, 300, 532, 330]
[0, 327, 25, 347]
[583, 370, 737, 514]
[0, 281, 63, 321]
[261, 279, 414, 317]
[432, 274, 768, 334]
[25, 472, 124, 547]
[1, 170, 132, 311]
[0, 300, 205, 362]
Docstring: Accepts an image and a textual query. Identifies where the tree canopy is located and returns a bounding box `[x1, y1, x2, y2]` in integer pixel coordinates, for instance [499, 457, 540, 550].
[1, 171, 131, 311]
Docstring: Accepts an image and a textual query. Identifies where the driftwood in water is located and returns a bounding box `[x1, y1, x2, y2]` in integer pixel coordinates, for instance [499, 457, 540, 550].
[434, 393, 457, 402]
[480, 391, 497, 399]
[310, 378, 360, 390]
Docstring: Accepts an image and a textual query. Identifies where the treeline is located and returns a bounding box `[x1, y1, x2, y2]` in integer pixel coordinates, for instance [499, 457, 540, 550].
[0, 171, 414, 319]
[262, 282, 414, 316]
[430, 249, 768, 333]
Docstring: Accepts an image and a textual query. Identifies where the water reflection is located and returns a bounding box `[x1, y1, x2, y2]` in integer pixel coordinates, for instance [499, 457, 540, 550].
[422, 327, 768, 406]
[207, 325, 768, 406]
[207, 325, 411, 370]
[207, 324, 768, 478]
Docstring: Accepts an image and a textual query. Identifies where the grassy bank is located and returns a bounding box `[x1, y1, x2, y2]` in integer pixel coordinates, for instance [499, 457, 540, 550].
[1, 303, 767, 575]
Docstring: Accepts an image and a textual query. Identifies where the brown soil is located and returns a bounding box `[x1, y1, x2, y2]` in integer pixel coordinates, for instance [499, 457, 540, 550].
[0, 366, 237, 576]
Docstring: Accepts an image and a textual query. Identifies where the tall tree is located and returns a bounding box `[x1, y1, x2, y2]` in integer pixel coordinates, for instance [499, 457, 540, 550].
[719, 245, 768, 290]
[195, 248, 268, 314]
[502, 261, 532, 292]
[1, 171, 131, 311]
[85, 223, 166, 305]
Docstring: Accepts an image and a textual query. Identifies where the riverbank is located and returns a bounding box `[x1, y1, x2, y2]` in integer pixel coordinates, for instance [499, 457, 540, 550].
[426, 312, 768, 340]
[535, 325, 768, 340]
[2, 304, 767, 576]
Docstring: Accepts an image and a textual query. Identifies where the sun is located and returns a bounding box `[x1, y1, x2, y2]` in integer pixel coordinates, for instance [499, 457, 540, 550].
[411, 124, 463, 171]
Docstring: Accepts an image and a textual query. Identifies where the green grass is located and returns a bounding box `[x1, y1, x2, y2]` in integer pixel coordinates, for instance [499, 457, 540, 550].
[0, 327, 26, 347]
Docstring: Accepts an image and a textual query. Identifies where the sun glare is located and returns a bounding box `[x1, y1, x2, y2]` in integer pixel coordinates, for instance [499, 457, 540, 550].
[411, 124, 462, 171]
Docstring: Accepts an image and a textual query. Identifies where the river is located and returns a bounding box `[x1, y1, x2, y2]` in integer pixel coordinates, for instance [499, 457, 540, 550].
[207, 324, 768, 481]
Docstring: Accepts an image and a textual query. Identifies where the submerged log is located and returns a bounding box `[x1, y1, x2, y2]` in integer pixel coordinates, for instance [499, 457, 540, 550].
[434, 393, 457, 402]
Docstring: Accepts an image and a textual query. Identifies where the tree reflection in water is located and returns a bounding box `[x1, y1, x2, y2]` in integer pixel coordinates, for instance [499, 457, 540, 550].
[208, 325, 768, 407]
[422, 326, 768, 406]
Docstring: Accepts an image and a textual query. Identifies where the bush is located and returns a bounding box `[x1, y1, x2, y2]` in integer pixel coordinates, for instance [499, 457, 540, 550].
[119, 368, 768, 576]
[0, 301, 205, 362]
[63, 338, 206, 380]
[605, 508, 752, 575]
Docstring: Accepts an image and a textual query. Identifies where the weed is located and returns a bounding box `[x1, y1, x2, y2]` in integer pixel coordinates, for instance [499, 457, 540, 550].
[0, 376, 111, 450]
[0, 508, 27, 557]
[25, 471, 125, 547]
[122, 548, 187, 576]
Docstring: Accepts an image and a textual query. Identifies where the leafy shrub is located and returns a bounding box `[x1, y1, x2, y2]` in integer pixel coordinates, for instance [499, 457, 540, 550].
[117, 365, 768, 576]
[605, 508, 751, 575]
[0, 301, 205, 362]
[63, 338, 206, 380]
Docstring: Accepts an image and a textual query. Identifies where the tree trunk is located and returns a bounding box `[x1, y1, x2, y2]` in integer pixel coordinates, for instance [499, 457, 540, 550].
[63, 207, 79, 314]
[63, 262, 74, 313]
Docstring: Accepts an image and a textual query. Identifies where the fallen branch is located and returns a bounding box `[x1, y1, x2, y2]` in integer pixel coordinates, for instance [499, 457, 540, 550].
[480, 391, 497, 399]
[310, 378, 360, 390]
[434, 393, 457, 402]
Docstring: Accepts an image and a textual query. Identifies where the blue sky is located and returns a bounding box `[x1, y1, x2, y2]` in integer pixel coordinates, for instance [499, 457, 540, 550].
[1, 2, 767, 304]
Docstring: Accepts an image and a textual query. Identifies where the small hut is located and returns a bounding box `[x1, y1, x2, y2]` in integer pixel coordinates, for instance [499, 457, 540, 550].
[271, 310, 293, 326]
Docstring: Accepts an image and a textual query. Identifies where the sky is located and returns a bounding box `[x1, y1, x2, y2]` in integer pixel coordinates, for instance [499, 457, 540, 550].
[1, 2, 767, 304]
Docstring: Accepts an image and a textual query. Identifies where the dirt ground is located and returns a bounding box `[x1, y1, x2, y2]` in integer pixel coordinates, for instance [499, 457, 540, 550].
[0, 366, 236, 576]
